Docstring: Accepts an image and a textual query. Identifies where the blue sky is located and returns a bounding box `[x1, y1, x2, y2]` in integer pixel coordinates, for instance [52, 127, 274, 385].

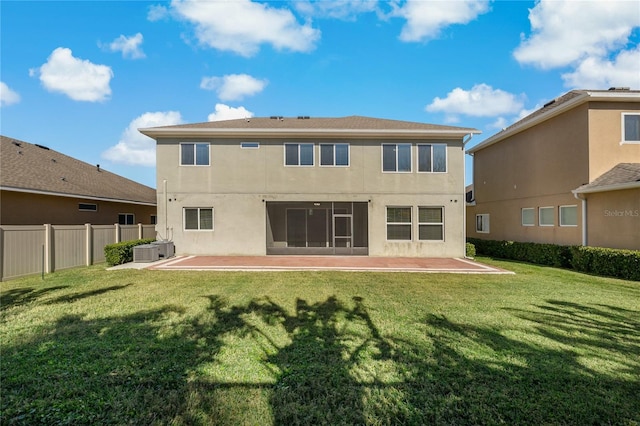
[2, 0, 639, 188]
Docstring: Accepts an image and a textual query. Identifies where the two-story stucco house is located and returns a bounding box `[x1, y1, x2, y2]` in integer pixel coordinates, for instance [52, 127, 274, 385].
[140, 116, 479, 257]
[467, 88, 640, 251]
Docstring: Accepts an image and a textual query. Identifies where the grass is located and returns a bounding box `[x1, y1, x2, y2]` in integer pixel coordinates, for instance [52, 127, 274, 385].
[1, 258, 639, 425]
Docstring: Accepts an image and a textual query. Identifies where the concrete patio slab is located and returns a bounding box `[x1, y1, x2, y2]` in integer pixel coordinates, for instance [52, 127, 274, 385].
[144, 255, 512, 274]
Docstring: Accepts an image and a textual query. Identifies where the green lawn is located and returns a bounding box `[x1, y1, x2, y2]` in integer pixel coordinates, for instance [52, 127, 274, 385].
[1, 258, 639, 425]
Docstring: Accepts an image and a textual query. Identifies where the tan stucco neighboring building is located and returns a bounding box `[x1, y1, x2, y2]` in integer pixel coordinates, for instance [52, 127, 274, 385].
[141, 116, 480, 257]
[466, 89, 640, 250]
[1, 136, 157, 225]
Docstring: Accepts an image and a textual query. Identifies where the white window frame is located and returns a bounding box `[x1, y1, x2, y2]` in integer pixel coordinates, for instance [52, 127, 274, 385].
[183, 207, 214, 231]
[284, 143, 314, 166]
[386, 206, 412, 241]
[539, 206, 555, 227]
[118, 213, 135, 225]
[417, 143, 447, 173]
[241, 142, 260, 149]
[180, 142, 210, 166]
[382, 143, 412, 173]
[418, 206, 444, 241]
[476, 214, 490, 233]
[521, 208, 535, 226]
[559, 205, 578, 227]
[319, 143, 350, 167]
[621, 113, 640, 144]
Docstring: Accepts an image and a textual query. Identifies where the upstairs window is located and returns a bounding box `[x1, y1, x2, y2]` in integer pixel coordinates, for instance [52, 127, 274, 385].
[285, 143, 314, 166]
[320, 143, 349, 166]
[382, 143, 411, 172]
[560, 205, 578, 226]
[181, 143, 210, 166]
[622, 113, 640, 143]
[418, 144, 447, 172]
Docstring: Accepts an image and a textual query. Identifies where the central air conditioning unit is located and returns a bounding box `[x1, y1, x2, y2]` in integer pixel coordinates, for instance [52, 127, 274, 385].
[152, 240, 175, 258]
[133, 244, 160, 262]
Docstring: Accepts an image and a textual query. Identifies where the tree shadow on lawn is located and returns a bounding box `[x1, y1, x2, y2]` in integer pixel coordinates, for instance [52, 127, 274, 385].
[0, 286, 68, 313]
[2, 293, 638, 425]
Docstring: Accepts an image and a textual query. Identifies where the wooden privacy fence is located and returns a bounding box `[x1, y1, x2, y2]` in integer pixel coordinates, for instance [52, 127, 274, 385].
[0, 224, 156, 281]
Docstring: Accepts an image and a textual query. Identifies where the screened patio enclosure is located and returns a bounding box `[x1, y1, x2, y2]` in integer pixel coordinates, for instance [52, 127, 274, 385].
[266, 202, 368, 255]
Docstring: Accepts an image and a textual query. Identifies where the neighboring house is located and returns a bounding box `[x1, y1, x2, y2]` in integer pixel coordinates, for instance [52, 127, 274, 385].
[140, 116, 480, 257]
[466, 88, 640, 251]
[1, 135, 157, 225]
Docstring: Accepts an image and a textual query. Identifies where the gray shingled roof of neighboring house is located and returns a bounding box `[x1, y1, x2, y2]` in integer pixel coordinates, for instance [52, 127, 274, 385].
[574, 163, 640, 194]
[468, 88, 640, 154]
[1, 135, 156, 205]
[140, 115, 480, 138]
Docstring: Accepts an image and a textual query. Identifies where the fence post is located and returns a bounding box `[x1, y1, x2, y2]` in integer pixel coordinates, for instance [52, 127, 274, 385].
[115, 223, 120, 243]
[44, 224, 53, 273]
[85, 224, 93, 266]
[138, 223, 143, 239]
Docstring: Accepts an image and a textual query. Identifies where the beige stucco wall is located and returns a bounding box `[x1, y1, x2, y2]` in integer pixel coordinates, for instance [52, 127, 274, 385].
[588, 102, 640, 180]
[583, 188, 640, 250]
[0, 190, 157, 225]
[156, 137, 466, 257]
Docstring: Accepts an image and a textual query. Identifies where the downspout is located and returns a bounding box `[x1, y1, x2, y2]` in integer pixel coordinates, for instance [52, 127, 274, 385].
[462, 133, 475, 257]
[573, 191, 587, 246]
[163, 179, 169, 241]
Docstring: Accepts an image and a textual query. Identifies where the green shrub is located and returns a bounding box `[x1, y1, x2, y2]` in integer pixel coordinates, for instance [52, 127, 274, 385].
[104, 239, 156, 266]
[465, 242, 476, 258]
[570, 246, 640, 281]
[468, 238, 639, 281]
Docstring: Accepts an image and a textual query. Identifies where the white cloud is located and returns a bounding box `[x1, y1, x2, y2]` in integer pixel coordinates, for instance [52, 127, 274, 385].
[0, 82, 21, 107]
[393, 0, 490, 42]
[207, 104, 254, 121]
[108, 33, 146, 59]
[562, 46, 640, 89]
[200, 74, 267, 101]
[426, 84, 526, 117]
[148, 4, 169, 21]
[170, 0, 320, 56]
[38, 47, 113, 102]
[514, 0, 640, 69]
[102, 111, 184, 166]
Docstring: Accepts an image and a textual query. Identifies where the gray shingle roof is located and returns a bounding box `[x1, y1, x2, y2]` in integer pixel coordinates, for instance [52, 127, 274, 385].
[574, 163, 640, 193]
[1, 135, 156, 204]
[152, 115, 479, 132]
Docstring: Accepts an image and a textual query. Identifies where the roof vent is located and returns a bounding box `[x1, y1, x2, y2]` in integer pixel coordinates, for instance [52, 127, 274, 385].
[12, 141, 22, 147]
[543, 99, 556, 108]
[35, 144, 50, 150]
[270, 115, 283, 120]
[51, 158, 57, 163]
[608, 87, 630, 91]
[297, 116, 310, 119]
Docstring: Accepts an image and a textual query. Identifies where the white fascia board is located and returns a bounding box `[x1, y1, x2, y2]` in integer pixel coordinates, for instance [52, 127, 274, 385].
[140, 127, 481, 140]
[572, 181, 640, 195]
[0, 186, 157, 206]
[467, 91, 640, 155]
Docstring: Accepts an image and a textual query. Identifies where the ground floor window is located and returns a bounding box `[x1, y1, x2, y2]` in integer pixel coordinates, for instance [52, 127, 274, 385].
[386, 207, 412, 240]
[184, 208, 213, 230]
[418, 207, 444, 240]
[118, 213, 134, 225]
[539, 207, 555, 226]
[522, 208, 535, 226]
[476, 214, 490, 233]
[560, 205, 578, 226]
